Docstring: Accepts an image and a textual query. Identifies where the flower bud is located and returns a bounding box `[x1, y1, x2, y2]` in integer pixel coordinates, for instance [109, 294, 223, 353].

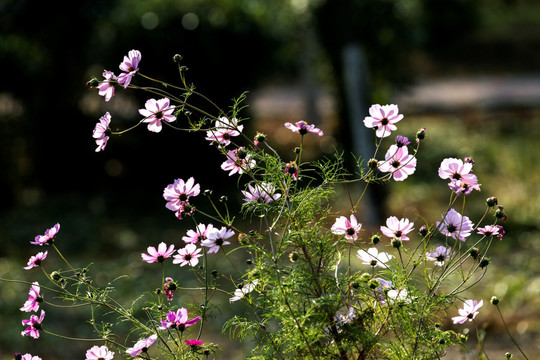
[490, 296, 500, 305]
[14, 353, 22, 360]
[211, 270, 218, 277]
[360, 273, 371, 282]
[419, 226, 429, 237]
[238, 233, 249, 245]
[220, 195, 228, 202]
[254, 132, 266, 143]
[293, 147, 301, 154]
[469, 247, 480, 260]
[289, 252, 299, 262]
[86, 77, 100, 88]
[486, 196, 498, 207]
[368, 158, 378, 169]
[173, 54, 183, 63]
[50, 271, 61, 281]
[495, 206, 507, 221]
[479, 257, 490, 268]
[391, 238, 402, 248]
[368, 278, 380, 289]
[416, 127, 426, 141]
[505, 352, 512, 359]
[371, 234, 381, 245]
[246, 259, 253, 265]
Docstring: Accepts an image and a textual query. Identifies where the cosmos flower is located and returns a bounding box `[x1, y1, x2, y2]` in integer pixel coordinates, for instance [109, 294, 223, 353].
[284, 120, 323, 136]
[229, 279, 258, 303]
[436, 208, 474, 242]
[425, 246, 454, 267]
[97, 70, 117, 102]
[139, 98, 176, 133]
[201, 226, 234, 254]
[117, 49, 141, 88]
[172, 244, 203, 267]
[31, 223, 60, 246]
[141, 242, 175, 263]
[21, 310, 45, 339]
[452, 299, 483, 324]
[378, 145, 417, 181]
[363, 104, 403, 138]
[380, 216, 414, 241]
[93, 112, 111, 152]
[85, 345, 115, 360]
[20, 282, 42, 313]
[241, 182, 281, 204]
[126, 334, 157, 357]
[331, 214, 362, 241]
[158, 308, 201, 331]
[24, 251, 48, 270]
[182, 223, 215, 244]
[356, 247, 394, 268]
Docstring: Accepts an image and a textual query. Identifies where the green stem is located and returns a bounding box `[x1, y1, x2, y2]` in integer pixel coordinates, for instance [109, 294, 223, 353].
[496, 304, 529, 360]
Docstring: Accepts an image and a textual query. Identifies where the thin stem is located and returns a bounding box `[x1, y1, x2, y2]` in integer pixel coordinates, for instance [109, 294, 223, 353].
[495, 304, 529, 360]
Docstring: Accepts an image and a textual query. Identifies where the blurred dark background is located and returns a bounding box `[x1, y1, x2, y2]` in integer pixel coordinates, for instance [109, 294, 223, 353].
[1, 0, 540, 358]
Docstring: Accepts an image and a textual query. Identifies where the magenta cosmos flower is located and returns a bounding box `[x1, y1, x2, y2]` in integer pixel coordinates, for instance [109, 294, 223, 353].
[182, 223, 215, 244]
[24, 251, 48, 270]
[201, 226, 234, 254]
[158, 308, 201, 331]
[20, 282, 42, 312]
[242, 182, 281, 204]
[221, 147, 256, 176]
[31, 223, 60, 246]
[363, 104, 403, 138]
[477, 225, 504, 240]
[139, 97, 176, 133]
[425, 246, 454, 267]
[97, 70, 117, 102]
[378, 145, 417, 181]
[285, 161, 299, 180]
[85, 345, 114, 360]
[356, 247, 394, 268]
[173, 244, 203, 267]
[331, 214, 362, 241]
[117, 49, 141, 88]
[185, 339, 203, 348]
[436, 208, 474, 242]
[452, 299, 483, 324]
[126, 334, 157, 357]
[141, 242, 175, 263]
[284, 120, 324, 136]
[380, 216, 414, 241]
[438, 157, 481, 196]
[163, 177, 200, 219]
[21, 310, 45, 339]
[93, 112, 111, 152]
[14, 354, 42, 360]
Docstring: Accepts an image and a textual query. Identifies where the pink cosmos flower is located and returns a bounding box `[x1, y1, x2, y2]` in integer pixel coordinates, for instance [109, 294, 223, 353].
[24, 251, 48, 270]
[284, 120, 324, 136]
[182, 223, 215, 244]
[378, 145, 417, 181]
[452, 299, 483, 324]
[436, 208, 474, 242]
[356, 247, 394, 268]
[242, 182, 281, 204]
[139, 97, 176, 133]
[425, 246, 454, 267]
[158, 308, 201, 331]
[221, 147, 256, 176]
[477, 225, 503, 239]
[117, 49, 141, 88]
[163, 177, 200, 214]
[185, 339, 203, 348]
[21, 310, 45, 339]
[20, 282, 42, 312]
[205, 117, 243, 147]
[173, 244, 203, 267]
[438, 157, 473, 180]
[93, 112, 111, 152]
[163, 277, 176, 301]
[285, 161, 299, 180]
[331, 214, 363, 241]
[141, 242, 175, 263]
[363, 104, 403, 138]
[85, 345, 114, 360]
[448, 177, 482, 196]
[97, 70, 117, 101]
[201, 226, 234, 254]
[229, 279, 258, 303]
[394, 135, 411, 147]
[380, 216, 414, 241]
[126, 334, 158, 357]
[14, 354, 42, 360]
[31, 223, 60, 246]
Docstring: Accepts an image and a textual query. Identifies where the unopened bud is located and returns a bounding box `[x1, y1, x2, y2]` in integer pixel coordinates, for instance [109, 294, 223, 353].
[416, 127, 426, 141]
[371, 234, 381, 245]
[419, 226, 429, 236]
[490, 296, 500, 305]
[173, 54, 183, 63]
[505, 352, 512, 359]
[289, 252, 299, 262]
[486, 197, 498, 207]
[391, 238, 402, 249]
[479, 257, 491, 268]
[86, 77, 99, 88]
[293, 147, 301, 154]
[368, 279, 380, 289]
[368, 158, 378, 169]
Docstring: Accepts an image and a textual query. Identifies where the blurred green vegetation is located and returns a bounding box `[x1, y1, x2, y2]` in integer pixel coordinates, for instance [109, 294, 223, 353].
[1, 0, 540, 358]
